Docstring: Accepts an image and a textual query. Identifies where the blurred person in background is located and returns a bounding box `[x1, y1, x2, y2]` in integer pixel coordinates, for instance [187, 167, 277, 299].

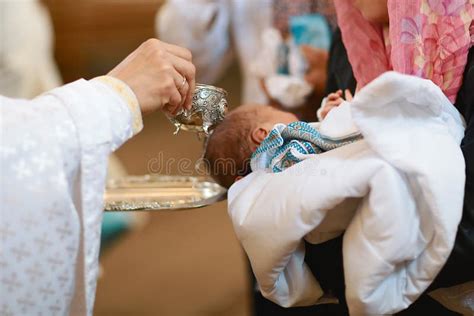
[0, 37, 196, 315]
[157, 0, 335, 120]
[0, 0, 61, 98]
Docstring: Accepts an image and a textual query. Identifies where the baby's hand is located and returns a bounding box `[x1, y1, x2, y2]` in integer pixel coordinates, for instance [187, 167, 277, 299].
[320, 89, 353, 120]
[320, 90, 343, 119]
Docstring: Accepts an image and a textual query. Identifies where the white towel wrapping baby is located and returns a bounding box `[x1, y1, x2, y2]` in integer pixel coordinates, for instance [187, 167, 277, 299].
[227, 72, 466, 315]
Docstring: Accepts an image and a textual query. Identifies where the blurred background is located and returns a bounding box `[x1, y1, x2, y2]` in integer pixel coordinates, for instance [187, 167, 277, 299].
[2, 1, 472, 315]
[40, 0, 250, 315]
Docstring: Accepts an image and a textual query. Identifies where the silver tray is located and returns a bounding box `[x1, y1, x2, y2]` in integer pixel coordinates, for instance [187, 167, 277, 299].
[104, 175, 227, 212]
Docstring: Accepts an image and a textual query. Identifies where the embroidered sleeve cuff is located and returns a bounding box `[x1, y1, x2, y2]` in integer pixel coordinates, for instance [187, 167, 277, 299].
[93, 76, 143, 135]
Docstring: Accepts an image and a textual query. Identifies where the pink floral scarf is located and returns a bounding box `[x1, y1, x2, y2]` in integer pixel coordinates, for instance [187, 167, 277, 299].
[335, 0, 474, 102]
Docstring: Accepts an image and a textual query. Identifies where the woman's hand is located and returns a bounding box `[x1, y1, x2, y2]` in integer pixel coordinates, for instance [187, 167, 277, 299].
[108, 39, 196, 116]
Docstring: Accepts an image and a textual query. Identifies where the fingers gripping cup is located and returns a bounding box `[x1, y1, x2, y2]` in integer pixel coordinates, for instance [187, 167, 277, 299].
[168, 84, 228, 135]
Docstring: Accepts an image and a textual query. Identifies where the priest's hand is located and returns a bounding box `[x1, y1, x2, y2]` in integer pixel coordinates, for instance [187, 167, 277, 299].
[108, 38, 196, 115]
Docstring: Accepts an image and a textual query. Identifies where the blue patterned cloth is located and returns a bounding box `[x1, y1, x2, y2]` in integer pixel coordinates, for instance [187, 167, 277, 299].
[251, 121, 362, 173]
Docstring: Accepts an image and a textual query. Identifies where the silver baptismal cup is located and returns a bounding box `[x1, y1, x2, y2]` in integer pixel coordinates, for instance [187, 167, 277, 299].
[168, 83, 228, 135]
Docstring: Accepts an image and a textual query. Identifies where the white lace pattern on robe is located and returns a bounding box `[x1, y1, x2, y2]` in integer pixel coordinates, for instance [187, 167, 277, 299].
[0, 79, 135, 315]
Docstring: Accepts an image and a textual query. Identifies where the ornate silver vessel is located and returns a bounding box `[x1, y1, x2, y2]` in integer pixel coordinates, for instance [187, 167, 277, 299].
[168, 84, 228, 134]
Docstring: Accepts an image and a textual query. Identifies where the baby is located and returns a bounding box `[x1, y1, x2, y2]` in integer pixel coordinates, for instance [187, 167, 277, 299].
[204, 99, 360, 188]
[204, 105, 298, 188]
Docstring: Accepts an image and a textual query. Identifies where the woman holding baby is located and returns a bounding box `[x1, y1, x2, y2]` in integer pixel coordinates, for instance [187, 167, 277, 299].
[159, 0, 473, 314]
[309, 0, 474, 314]
[240, 0, 473, 314]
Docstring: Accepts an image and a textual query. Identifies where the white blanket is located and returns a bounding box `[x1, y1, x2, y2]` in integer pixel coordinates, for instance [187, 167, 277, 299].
[227, 72, 466, 315]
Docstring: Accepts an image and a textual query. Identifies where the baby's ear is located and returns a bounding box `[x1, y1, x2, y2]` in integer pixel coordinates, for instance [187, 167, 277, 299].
[250, 127, 269, 145]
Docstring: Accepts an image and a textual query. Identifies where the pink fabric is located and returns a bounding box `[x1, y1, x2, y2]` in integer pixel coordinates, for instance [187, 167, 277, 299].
[335, 0, 474, 102]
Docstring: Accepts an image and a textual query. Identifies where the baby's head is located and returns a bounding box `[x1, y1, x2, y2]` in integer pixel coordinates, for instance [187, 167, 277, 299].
[204, 104, 297, 188]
